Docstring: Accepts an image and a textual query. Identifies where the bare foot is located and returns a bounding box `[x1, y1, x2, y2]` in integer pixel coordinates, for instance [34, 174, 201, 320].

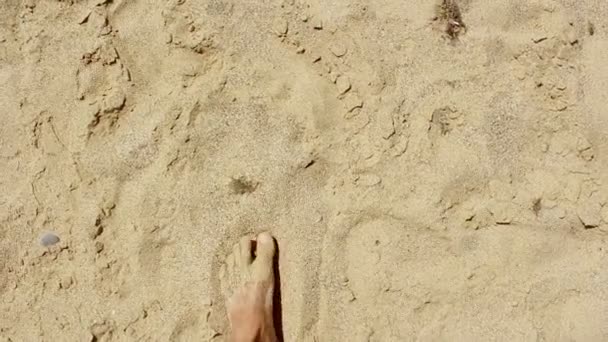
[220, 232, 278, 342]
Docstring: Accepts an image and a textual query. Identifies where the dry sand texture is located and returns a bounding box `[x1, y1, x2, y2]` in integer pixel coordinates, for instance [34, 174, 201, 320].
[2, 0, 608, 340]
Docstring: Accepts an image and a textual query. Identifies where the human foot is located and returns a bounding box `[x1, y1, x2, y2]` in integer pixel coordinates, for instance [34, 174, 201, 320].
[220, 232, 277, 342]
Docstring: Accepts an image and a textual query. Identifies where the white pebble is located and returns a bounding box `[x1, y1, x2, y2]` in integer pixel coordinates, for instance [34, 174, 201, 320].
[40, 232, 60, 247]
[336, 76, 351, 95]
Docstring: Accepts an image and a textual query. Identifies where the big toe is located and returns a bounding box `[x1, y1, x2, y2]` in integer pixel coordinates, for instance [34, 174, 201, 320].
[252, 232, 276, 283]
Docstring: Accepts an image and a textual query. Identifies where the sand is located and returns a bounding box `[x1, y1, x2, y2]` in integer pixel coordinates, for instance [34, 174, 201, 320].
[1, 0, 608, 340]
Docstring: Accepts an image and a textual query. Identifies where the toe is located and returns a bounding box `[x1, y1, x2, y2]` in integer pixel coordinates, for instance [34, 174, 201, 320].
[255, 232, 276, 260]
[232, 243, 240, 268]
[226, 253, 235, 278]
[222, 253, 236, 295]
[252, 232, 276, 282]
[219, 263, 228, 295]
[238, 235, 253, 267]
[220, 263, 226, 279]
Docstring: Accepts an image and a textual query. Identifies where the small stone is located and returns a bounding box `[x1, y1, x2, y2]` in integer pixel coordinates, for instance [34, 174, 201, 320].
[376, 111, 396, 140]
[78, 11, 92, 24]
[311, 55, 321, 63]
[345, 288, 356, 302]
[577, 138, 594, 161]
[447, 109, 461, 120]
[566, 29, 578, 45]
[490, 202, 513, 224]
[577, 202, 601, 228]
[587, 21, 595, 36]
[102, 92, 126, 113]
[313, 211, 323, 223]
[391, 138, 409, 157]
[273, 19, 288, 37]
[343, 94, 363, 113]
[336, 76, 351, 95]
[60, 275, 73, 289]
[489, 180, 513, 201]
[300, 14, 308, 22]
[577, 137, 592, 152]
[98, 24, 112, 36]
[329, 71, 339, 83]
[40, 232, 60, 247]
[495, 215, 512, 225]
[543, 199, 557, 209]
[564, 179, 581, 202]
[555, 207, 566, 219]
[164, 33, 173, 44]
[89, 224, 103, 239]
[541, 143, 549, 153]
[329, 43, 347, 57]
[95, 241, 105, 253]
[99, 45, 119, 65]
[90, 321, 112, 340]
[550, 100, 568, 112]
[101, 201, 116, 217]
[598, 192, 608, 207]
[580, 149, 594, 161]
[556, 47, 575, 62]
[601, 206, 608, 223]
[356, 174, 381, 187]
[296, 46, 305, 54]
[313, 19, 323, 30]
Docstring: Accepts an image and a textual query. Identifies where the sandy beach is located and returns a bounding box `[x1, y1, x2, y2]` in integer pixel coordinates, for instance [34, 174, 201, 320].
[1, 0, 608, 340]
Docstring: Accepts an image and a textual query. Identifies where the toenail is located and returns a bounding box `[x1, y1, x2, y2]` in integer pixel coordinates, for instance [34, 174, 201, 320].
[257, 232, 273, 245]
